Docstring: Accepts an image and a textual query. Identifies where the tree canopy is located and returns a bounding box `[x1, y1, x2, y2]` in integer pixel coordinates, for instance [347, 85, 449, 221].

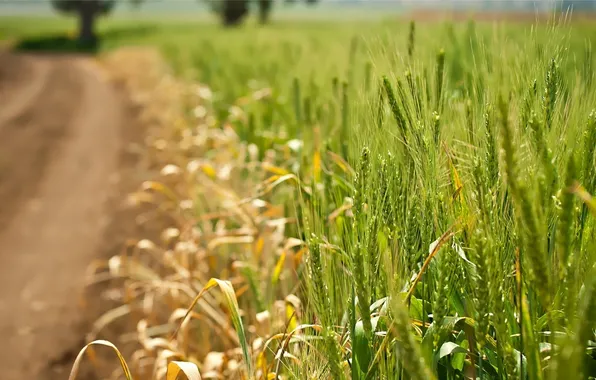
[50, 0, 321, 46]
[51, 0, 117, 45]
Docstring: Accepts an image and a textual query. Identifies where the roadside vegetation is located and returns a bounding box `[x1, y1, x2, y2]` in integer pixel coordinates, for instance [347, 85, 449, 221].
[8, 14, 595, 380]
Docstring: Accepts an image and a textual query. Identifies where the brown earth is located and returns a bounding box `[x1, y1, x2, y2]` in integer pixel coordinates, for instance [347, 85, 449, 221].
[0, 50, 146, 379]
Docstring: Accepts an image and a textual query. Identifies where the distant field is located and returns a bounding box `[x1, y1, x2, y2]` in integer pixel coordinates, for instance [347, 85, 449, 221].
[0, 7, 402, 49]
[2, 9, 596, 379]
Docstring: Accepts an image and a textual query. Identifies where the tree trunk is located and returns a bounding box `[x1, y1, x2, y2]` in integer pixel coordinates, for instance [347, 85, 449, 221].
[78, 0, 99, 46]
[222, 0, 249, 26]
[258, 0, 272, 24]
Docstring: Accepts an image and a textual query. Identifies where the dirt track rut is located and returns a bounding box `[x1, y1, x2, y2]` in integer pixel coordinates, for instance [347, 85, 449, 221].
[0, 51, 125, 379]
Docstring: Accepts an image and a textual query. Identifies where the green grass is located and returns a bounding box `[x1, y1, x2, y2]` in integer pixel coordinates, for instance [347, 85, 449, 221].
[5, 12, 596, 380]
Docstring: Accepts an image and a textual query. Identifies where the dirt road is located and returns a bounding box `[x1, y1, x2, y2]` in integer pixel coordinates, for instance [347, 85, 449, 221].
[0, 51, 138, 379]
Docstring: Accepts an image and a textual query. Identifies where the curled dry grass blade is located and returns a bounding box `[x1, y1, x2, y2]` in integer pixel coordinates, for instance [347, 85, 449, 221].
[406, 222, 459, 303]
[68, 340, 133, 380]
[68, 339, 203, 380]
[167, 361, 202, 380]
[174, 278, 253, 377]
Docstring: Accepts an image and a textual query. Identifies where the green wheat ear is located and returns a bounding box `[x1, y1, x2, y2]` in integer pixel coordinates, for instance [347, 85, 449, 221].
[498, 95, 517, 193]
[303, 96, 312, 126]
[293, 77, 302, 124]
[341, 81, 349, 158]
[406, 70, 422, 118]
[483, 104, 499, 187]
[353, 148, 372, 338]
[332, 76, 339, 99]
[382, 76, 408, 145]
[465, 98, 474, 145]
[556, 155, 576, 283]
[307, 236, 330, 325]
[353, 241, 372, 336]
[528, 110, 557, 201]
[498, 95, 551, 310]
[376, 82, 385, 129]
[583, 40, 593, 87]
[323, 327, 345, 380]
[432, 247, 455, 346]
[435, 49, 445, 112]
[432, 111, 441, 145]
[581, 110, 596, 186]
[578, 111, 596, 239]
[390, 297, 436, 380]
[423, 67, 431, 104]
[574, 266, 596, 377]
[543, 57, 559, 130]
[396, 78, 414, 130]
[471, 225, 490, 350]
[408, 20, 415, 59]
[556, 265, 596, 379]
[520, 79, 537, 131]
[378, 156, 396, 234]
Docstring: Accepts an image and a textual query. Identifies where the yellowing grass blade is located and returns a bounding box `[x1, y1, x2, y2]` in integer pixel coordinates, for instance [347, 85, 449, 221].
[444, 144, 463, 204]
[257, 351, 268, 374]
[406, 223, 458, 303]
[127, 191, 155, 206]
[254, 235, 265, 261]
[313, 149, 322, 183]
[274, 351, 300, 364]
[261, 174, 299, 195]
[271, 251, 286, 286]
[167, 361, 202, 380]
[327, 203, 352, 222]
[571, 182, 596, 215]
[201, 163, 217, 179]
[285, 301, 298, 332]
[327, 152, 355, 175]
[141, 181, 179, 202]
[313, 126, 322, 183]
[68, 340, 132, 380]
[174, 278, 253, 377]
[262, 324, 322, 357]
[262, 163, 290, 176]
[293, 246, 307, 268]
[327, 151, 355, 176]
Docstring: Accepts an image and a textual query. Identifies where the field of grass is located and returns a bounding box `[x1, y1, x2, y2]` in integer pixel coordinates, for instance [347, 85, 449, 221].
[4, 11, 596, 380]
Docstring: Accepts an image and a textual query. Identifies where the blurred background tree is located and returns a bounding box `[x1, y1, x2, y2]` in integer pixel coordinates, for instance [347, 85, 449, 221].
[212, 0, 319, 26]
[50, 0, 321, 44]
[50, 0, 117, 45]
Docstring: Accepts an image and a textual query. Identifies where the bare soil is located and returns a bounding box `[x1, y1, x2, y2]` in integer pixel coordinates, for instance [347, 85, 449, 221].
[0, 50, 146, 379]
